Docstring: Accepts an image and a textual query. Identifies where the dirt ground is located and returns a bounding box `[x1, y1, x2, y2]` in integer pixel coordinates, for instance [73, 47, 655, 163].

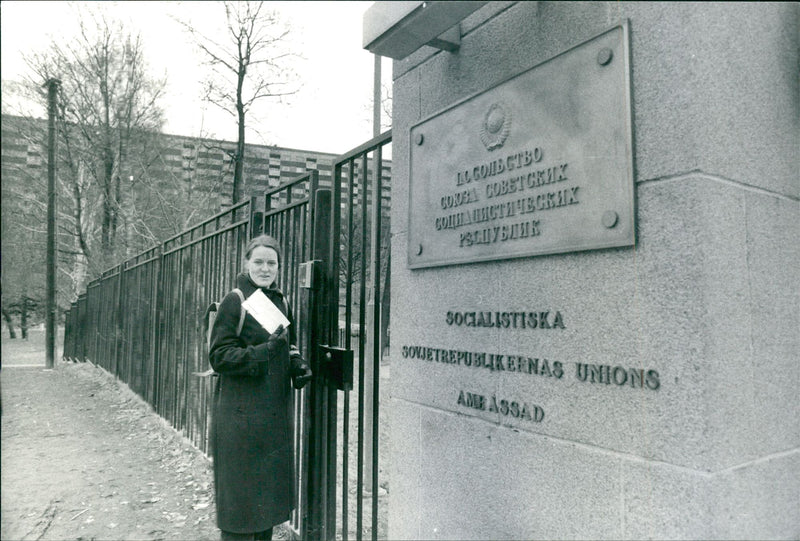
[1, 360, 224, 541]
[0, 330, 286, 541]
[1, 329, 387, 541]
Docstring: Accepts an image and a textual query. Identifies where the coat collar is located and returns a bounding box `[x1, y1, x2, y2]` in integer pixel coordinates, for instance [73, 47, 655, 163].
[236, 272, 284, 299]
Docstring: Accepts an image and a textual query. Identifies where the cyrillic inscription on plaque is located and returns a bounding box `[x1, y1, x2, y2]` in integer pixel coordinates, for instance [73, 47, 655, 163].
[408, 24, 634, 268]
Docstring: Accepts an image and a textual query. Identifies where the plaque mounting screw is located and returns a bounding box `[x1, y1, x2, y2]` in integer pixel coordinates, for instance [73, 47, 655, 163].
[597, 48, 613, 66]
[602, 211, 619, 228]
[415, 133, 424, 145]
[416, 244, 424, 255]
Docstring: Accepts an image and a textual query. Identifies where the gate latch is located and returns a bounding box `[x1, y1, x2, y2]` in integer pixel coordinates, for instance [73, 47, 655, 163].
[298, 260, 321, 289]
[318, 344, 353, 391]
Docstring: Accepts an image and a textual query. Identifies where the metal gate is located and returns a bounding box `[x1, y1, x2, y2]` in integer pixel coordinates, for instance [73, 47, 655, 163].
[63, 130, 392, 541]
[261, 131, 392, 540]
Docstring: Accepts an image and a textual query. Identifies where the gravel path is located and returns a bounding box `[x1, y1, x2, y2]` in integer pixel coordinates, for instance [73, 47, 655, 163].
[1, 362, 222, 541]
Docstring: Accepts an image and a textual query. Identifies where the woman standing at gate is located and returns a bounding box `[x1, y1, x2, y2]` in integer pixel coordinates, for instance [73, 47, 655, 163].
[208, 234, 312, 541]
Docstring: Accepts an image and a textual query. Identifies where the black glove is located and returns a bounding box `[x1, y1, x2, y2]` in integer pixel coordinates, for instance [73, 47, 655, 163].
[249, 326, 289, 377]
[290, 352, 312, 389]
[265, 325, 289, 355]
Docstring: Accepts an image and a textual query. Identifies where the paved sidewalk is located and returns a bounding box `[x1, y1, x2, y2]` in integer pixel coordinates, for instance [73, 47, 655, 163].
[1, 362, 221, 541]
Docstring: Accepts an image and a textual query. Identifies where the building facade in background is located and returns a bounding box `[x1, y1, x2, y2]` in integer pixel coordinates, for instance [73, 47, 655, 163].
[1, 113, 390, 315]
[1, 113, 341, 210]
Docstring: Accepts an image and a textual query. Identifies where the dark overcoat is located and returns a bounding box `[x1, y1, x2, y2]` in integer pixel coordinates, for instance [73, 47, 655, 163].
[209, 273, 297, 533]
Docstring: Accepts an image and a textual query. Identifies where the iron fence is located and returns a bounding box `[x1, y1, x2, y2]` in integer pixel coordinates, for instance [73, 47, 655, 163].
[63, 199, 257, 454]
[261, 170, 319, 536]
[62, 130, 392, 540]
[311, 130, 392, 541]
[62, 172, 322, 535]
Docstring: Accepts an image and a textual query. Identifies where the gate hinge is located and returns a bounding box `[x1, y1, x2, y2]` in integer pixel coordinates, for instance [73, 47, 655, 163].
[318, 344, 353, 391]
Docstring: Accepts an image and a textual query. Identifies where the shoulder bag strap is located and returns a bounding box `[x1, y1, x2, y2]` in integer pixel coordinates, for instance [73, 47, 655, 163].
[233, 288, 246, 336]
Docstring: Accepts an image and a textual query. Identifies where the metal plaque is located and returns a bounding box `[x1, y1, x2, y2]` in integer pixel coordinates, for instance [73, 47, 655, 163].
[408, 23, 634, 269]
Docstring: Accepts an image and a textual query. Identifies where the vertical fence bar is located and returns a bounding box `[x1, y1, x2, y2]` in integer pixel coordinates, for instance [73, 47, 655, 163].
[297, 169, 318, 537]
[342, 158, 356, 541]
[357, 152, 369, 540]
[78, 293, 87, 362]
[157, 253, 166, 418]
[149, 245, 163, 406]
[328, 155, 348, 540]
[63, 307, 73, 361]
[170, 248, 179, 428]
[63, 308, 71, 361]
[306, 187, 332, 541]
[370, 145, 383, 540]
[199, 233, 210, 453]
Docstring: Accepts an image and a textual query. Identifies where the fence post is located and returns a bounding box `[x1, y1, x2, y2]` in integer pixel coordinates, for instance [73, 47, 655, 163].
[90, 281, 100, 364]
[115, 263, 126, 379]
[147, 244, 163, 405]
[152, 243, 166, 410]
[304, 188, 332, 541]
[63, 308, 72, 362]
[250, 195, 264, 237]
[77, 294, 86, 363]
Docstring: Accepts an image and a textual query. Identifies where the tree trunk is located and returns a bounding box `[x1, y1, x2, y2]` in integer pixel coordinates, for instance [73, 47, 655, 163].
[2, 309, 17, 339]
[101, 121, 116, 254]
[102, 177, 113, 253]
[233, 55, 246, 206]
[20, 296, 28, 340]
[233, 109, 245, 205]
[113, 172, 121, 252]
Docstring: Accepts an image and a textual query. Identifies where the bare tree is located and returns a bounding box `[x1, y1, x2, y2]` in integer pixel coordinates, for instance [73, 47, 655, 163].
[0, 6, 170, 319]
[381, 83, 393, 129]
[362, 81, 393, 133]
[1, 113, 83, 331]
[24, 11, 166, 263]
[177, 1, 299, 204]
[0, 153, 47, 338]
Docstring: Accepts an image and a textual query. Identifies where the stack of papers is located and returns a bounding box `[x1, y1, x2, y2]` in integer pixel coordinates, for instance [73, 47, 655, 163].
[241, 289, 290, 334]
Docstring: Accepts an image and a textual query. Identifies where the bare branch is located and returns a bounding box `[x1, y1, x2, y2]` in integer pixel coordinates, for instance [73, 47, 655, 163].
[176, 1, 298, 204]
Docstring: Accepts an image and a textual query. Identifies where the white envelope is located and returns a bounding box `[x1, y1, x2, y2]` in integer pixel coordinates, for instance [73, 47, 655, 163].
[241, 289, 290, 334]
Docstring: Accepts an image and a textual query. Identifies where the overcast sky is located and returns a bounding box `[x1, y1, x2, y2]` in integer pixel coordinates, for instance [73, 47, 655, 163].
[0, 1, 388, 154]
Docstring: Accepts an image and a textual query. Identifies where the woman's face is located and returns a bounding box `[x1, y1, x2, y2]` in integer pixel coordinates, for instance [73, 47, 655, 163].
[246, 246, 279, 288]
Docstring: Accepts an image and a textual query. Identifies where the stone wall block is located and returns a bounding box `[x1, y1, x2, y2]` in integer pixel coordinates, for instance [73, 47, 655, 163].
[744, 192, 800, 455]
